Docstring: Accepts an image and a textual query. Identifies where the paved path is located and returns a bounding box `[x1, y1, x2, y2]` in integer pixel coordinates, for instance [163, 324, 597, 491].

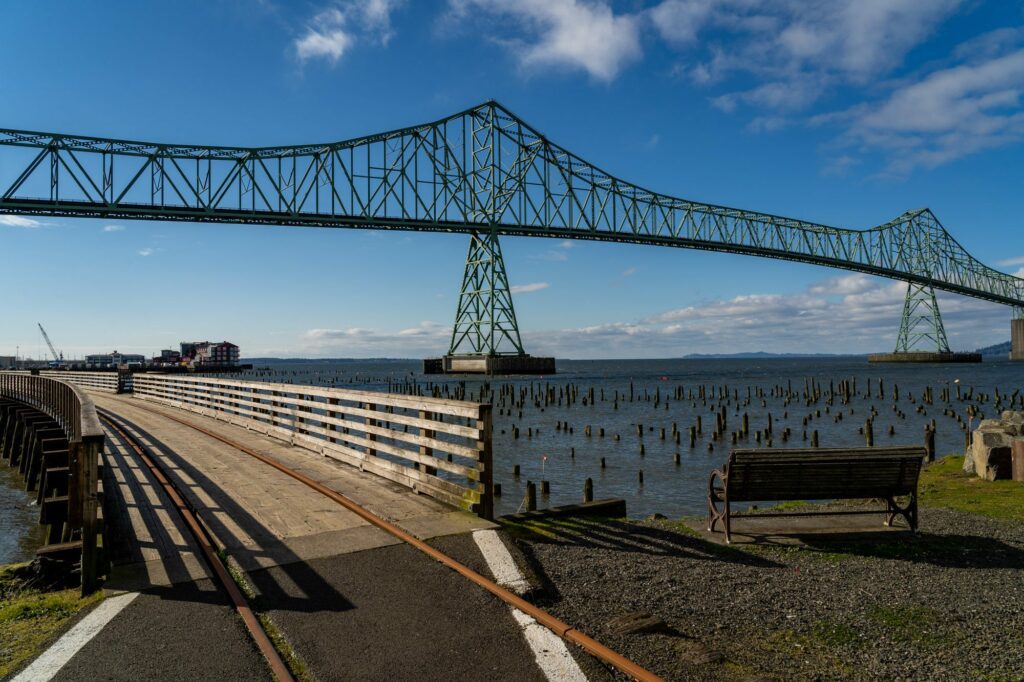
[26, 394, 581, 681]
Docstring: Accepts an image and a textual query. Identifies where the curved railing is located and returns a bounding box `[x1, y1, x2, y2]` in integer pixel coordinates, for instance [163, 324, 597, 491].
[0, 372, 104, 592]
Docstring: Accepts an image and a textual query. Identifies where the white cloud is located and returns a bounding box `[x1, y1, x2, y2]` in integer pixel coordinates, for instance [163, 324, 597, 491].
[292, 274, 1011, 358]
[649, 0, 714, 47]
[535, 239, 574, 261]
[137, 248, 154, 257]
[510, 282, 550, 294]
[622, 266, 636, 277]
[302, 321, 448, 356]
[102, 224, 125, 232]
[998, 256, 1024, 267]
[659, 0, 962, 105]
[447, 0, 643, 81]
[654, 2, 1024, 172]
[296, 23, 352, 64]
[521, 275, 1010, 358]
[296, 0, 403, 65]
[839, 47, 1024, 171]
[0, 215, 42, 228]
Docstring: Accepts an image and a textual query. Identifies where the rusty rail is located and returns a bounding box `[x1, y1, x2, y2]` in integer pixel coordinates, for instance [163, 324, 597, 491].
[114, 398, 663, 681]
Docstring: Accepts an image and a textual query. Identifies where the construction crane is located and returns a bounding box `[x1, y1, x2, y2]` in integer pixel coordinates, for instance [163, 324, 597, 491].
[37, 323, 64, 368]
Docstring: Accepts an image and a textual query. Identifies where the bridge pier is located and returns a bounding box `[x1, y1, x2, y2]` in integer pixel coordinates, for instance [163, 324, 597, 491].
[1011, 317, 1024, 360]
[869, 282, 981, 363]
[426, 230, 555, 375]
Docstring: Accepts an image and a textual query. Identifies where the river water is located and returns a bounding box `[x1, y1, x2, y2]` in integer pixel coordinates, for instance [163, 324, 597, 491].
[0, 464, 47, 565]
[229, 357, 1024, 518]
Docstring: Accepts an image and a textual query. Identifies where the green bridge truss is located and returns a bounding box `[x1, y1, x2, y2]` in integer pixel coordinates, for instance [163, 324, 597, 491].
[2, 101, 1021, 355]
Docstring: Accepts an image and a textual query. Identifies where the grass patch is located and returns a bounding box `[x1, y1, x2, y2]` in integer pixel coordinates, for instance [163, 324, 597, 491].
[219, 551, 311, 682]
[760, 500, 814, 512]
[0, 562, 103, 678]
[865, 605, 940, 643]
[919, 456, 1024, 521]
[755, 626, 857, 677]
[257, 613, 312, 682]
[810, 620, 863, 647]
[499, 514, 623, 541]
[499, 517, 562, 541]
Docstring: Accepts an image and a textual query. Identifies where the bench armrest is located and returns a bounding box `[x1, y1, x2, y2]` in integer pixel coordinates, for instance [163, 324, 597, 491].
[707, 468, 726, 497]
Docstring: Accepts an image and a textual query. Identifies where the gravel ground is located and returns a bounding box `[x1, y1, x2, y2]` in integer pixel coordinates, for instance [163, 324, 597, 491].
[510, 507, 1024, 681]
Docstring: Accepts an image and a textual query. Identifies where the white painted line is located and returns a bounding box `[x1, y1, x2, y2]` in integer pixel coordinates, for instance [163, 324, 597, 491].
[472, 529, 531, 595]
[13, 591, 139, 682]
[473, 530, 588, 682]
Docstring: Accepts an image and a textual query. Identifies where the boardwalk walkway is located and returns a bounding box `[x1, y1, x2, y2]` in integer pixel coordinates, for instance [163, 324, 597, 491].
[32, 393, 586, 682]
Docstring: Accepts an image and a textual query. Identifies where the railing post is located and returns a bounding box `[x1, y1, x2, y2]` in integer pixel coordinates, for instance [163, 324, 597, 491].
[365, 403, 377, 458]
[116, 369, 131, 394]
[328, 397, 339, 444]
[419, 410, 437, 475]
[477, 404, 493, 520]
[79, 434, 102, 594]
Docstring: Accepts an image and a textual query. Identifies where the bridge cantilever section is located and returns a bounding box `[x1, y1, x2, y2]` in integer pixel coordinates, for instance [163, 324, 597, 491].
[1, 100, 1021, 307]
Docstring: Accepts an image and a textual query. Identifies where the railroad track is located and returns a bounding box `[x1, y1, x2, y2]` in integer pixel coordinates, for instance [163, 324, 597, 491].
[97, 410, 295, 681]
[98, 400, 663, 682]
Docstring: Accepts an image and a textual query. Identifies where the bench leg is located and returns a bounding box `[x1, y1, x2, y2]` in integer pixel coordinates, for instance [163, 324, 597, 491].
[707, 469, 727, 535]
[723, 499, 732, 544]
[708, 494, 725, 533]
[885, 495, 918, 531]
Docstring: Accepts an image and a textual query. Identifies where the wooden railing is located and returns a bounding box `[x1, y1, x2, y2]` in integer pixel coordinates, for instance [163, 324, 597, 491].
[0, 372, 104, 593]
[132, 375, 494, 518]
[38, 371, 119, 393]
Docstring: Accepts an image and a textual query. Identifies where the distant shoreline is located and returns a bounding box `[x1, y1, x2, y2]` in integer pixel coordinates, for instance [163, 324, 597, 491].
[245, 353, 869, 362]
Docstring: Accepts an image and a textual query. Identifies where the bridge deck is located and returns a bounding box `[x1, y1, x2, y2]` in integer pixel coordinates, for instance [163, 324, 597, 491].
[33, 393, 576, 682]
[93, 392, 496, 582]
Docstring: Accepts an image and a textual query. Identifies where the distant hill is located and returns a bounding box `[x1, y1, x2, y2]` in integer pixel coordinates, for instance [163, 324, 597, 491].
[976, 341, 1011, 356]
[681, 351, 863, 359]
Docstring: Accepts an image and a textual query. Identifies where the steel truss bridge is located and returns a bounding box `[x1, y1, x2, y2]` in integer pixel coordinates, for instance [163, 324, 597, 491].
[1, 101, 1021, 357]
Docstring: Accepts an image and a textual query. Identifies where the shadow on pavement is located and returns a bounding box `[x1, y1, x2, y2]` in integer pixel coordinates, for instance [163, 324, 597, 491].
[103, 413, 354, 614]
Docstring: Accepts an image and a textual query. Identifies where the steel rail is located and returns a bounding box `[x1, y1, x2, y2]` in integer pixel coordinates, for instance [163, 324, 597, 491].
[107, 398, 664, 682]
[96, 410, 295, 682]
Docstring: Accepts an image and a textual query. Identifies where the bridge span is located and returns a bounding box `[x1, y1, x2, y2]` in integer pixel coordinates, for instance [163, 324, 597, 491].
[2, 101, 1022, 362]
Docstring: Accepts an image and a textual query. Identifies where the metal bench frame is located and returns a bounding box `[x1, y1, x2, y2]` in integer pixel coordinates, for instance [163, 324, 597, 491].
[707, 446, 925, 543]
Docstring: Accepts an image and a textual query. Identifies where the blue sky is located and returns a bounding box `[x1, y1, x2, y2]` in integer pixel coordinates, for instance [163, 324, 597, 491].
[2, 0, 1023, 359]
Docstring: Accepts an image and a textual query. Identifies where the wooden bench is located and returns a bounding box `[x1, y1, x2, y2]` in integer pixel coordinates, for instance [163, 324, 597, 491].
[707, 446, 925, 543]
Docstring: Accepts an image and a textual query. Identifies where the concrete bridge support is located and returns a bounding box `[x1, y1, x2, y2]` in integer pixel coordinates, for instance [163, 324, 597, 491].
[1011, 318, 1024, 360]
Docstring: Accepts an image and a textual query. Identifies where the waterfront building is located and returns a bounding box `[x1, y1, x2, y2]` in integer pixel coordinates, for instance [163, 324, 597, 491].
[180, 340, 240, 366]
[85, 351, 146, 368]
[152, 349, 182, 365]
